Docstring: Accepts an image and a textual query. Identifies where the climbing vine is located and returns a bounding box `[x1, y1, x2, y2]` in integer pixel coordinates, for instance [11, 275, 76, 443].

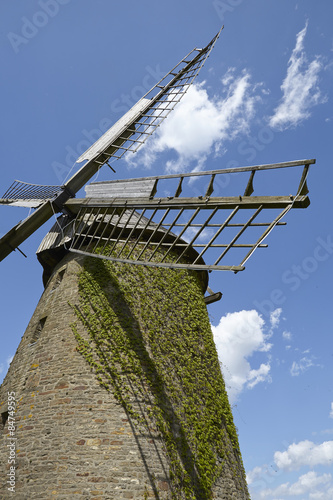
[70, 245, 248, 499]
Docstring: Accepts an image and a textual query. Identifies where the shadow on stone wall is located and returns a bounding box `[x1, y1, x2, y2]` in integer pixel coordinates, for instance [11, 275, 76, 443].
[70, 254, 247, 499]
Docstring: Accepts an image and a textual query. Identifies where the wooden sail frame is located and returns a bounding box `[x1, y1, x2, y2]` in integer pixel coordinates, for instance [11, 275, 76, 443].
[64, 159, 314, 272]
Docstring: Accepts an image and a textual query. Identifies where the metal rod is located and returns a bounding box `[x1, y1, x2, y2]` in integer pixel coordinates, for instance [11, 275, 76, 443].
[15, 246, 27, 258]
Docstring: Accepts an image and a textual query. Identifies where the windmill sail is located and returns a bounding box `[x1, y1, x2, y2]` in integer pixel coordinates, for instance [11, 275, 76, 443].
[76, 26, 223, 166]
[37, 159, 315, 273]
[0, 180, 62, 208]
[0, 27, 223, 262]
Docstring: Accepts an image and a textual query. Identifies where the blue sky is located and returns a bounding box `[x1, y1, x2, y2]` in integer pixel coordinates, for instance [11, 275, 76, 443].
[1, 1, 333, 498]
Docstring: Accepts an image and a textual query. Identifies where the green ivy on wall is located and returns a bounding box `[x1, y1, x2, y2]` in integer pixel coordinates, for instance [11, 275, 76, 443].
[70, 245, 248, 499]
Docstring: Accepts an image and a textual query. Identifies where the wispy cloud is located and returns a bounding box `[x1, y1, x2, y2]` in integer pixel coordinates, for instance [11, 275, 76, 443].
[126, 69, 262, 172]
[290, 355, 320, 376]
[282, 330, 292, 341]
[270, 307, 282, 330]
[269, 21, 325, 130]
[211, 309, 274, 403]
[330, 402, 333, 419]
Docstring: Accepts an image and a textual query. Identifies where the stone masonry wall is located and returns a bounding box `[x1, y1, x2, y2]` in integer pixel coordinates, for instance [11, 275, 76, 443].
[0, 251, 249, 499]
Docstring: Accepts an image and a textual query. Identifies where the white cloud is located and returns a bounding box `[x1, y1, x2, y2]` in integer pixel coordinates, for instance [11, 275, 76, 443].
[290, 356, 316, 376]
[247, 363, 271, 389]
[212, 309, 273, 403]
[270, 308, 282, 330]
[289, 472, 331, 496]
[258, 471, 332, 499]
[321, 429, 333, 436]
[274, 440, 333, 471]
[282, 330, 293, 349]
[182, 226, 214, 243]
[249, 437, 333, 498]
[269, 21, 325, 130]
[246, 465, 266, 486]
[0, 356, 13, 380]
[310, 489, 333, 500]
[330, 402, 333, 419]
[127, 69, 262, 172]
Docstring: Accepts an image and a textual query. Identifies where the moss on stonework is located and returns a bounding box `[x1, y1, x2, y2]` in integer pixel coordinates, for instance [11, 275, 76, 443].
[70, 245, 248, 499]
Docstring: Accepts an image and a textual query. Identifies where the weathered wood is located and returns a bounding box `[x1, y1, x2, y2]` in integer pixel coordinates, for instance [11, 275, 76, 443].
[0, 199, 42, 208]
[76, 98, 151, 163]
[0, 201, 54, 261]
[69, 248, 245, 272]
[89, 159, 316, 185]
[204, 291, 223, 304]
[85, 179, 157, 199]
[65, 194, 310, 213]
[0, 159, 314, 263]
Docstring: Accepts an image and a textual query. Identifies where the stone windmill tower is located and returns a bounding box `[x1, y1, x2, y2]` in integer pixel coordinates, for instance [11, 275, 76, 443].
[0, 28, 314, 499]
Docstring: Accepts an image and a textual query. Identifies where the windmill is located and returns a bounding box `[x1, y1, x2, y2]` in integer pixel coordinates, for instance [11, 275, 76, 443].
[0, 27, 314, 500]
